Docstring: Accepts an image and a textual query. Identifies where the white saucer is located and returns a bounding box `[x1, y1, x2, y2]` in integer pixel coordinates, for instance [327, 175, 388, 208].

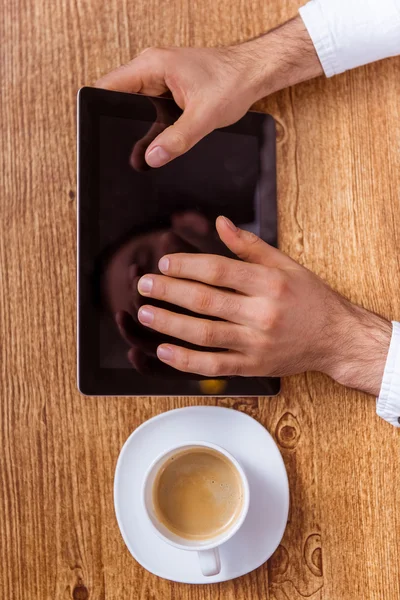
[114, 406, 289, 583]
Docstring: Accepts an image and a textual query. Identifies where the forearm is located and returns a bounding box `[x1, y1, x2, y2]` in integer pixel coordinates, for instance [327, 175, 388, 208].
[237, 0, 400, 102]
[233, 16, 323, 101]
[322, 301, 392, 396]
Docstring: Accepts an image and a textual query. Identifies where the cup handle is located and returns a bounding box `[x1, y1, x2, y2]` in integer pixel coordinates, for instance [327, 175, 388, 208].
[198, 548, 221, 576]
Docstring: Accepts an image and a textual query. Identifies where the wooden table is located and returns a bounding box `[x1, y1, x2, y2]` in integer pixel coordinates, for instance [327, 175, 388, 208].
[1, 0, 400, 598]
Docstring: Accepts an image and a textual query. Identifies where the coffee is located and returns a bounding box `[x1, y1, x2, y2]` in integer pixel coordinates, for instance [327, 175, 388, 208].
[152, 447, 244, 540]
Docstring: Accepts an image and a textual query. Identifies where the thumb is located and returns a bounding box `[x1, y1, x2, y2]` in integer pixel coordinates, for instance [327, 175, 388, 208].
[145, 105, 215, 168]
[215, 216, 290, 268]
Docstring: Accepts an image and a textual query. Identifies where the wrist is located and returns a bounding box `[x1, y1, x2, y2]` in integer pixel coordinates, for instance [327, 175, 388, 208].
[236, 15, 323, 101]
[322, 303, 392, 396]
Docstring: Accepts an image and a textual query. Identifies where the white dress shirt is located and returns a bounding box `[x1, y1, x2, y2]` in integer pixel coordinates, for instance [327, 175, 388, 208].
[377, 323, 400, 427]
[299, 0, 400, 427]
[299, 0, 400, 77]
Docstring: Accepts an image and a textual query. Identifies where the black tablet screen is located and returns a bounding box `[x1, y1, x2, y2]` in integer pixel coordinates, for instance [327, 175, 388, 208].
[78, 88, 279, 396]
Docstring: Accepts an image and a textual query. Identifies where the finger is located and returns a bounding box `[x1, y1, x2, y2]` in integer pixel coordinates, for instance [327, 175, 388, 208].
[138, 305, 248, 349]
[127, 346, 203, 380]
[137, 274, 253, 325]
[116, 309, 188, 350]
[145, 104, 216, 168]
[95, 53, 168, 95]
[215, 216, 291, 268]
[158, 253, 265, 295]
[156, 345, 252, 377]
[129, 122, 167, 171]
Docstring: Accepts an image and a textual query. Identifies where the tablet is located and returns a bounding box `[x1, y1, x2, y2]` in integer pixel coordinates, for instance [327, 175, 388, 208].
[77, 87, 279, 396]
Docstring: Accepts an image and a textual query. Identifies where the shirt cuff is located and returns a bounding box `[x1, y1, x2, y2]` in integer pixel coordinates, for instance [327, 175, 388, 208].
[377, 321, 400, 427]
[299, 2, 339, 77]
[299, 0, 400, 78]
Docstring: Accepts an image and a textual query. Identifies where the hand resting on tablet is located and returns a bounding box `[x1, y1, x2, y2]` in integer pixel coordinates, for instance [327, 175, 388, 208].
[96, 17, 321, 168]
[136, 216, 391, 396]
[100, 210, 230, 376]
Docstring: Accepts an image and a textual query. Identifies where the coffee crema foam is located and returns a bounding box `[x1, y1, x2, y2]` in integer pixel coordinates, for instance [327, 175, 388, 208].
[152, 447, 243, 540]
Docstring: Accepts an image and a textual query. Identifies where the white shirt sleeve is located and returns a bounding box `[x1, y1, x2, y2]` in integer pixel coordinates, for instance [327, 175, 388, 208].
[299, 0, 400, 77]
[377, 322, 400, 427]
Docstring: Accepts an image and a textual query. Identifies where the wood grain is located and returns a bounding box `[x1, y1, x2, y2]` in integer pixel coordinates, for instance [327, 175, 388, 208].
[1, 0, 399, 598]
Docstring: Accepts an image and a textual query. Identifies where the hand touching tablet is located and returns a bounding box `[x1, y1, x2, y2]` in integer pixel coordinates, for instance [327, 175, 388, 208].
[137, 216, 391, 395]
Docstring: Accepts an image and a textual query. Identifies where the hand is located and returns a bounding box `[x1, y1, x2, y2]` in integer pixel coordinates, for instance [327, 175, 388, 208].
[96, 17, 322, 168]
[96, 45, 261, 168]
[115, 310, 205, 379]
[109, 211, 230, 375]
[105, 210, 229, 324]
[136, 216, 391, 396]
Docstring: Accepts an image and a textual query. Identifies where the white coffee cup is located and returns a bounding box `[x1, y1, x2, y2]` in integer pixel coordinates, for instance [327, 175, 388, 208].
[142, 441, 250, 577]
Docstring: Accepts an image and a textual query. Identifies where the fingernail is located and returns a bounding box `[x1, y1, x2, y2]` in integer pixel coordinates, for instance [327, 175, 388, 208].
[158, 257, 170, 273]
[157, 345, 173, 361]
[146, 146, 171, 167]
[138, 276, 153, 294]
[138, 307, 154, 325]
[222, 216, 238, 232]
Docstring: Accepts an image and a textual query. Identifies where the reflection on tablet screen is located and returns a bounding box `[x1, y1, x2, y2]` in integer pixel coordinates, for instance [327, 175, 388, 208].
[98, 118, 258, 371]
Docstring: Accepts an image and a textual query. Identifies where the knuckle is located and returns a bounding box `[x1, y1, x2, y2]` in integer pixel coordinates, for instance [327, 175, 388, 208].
[203, 358, 220, 378]
[179, 350, 192, 372]
[194, 289, 213, 312]
[208, 261, 227, 285]
[236, 264, 253, 282]
[246, 230, 262, 246]
[259, 306, 280, 331]
[193, 289, 240, 317]
[199, 323, 216, 347]
[214, 293, 240, 317]
[220, 326, 239, 349]
[238, 231, 262, 260]
[268, 271, 288, 298]
[169, 127, 189, 153]
[212, 357, 242, 377]
[164, 69, 183, 90]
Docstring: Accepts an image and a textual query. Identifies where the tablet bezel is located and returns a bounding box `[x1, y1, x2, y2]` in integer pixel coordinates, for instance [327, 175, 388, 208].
[77, 86, 280, 396]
